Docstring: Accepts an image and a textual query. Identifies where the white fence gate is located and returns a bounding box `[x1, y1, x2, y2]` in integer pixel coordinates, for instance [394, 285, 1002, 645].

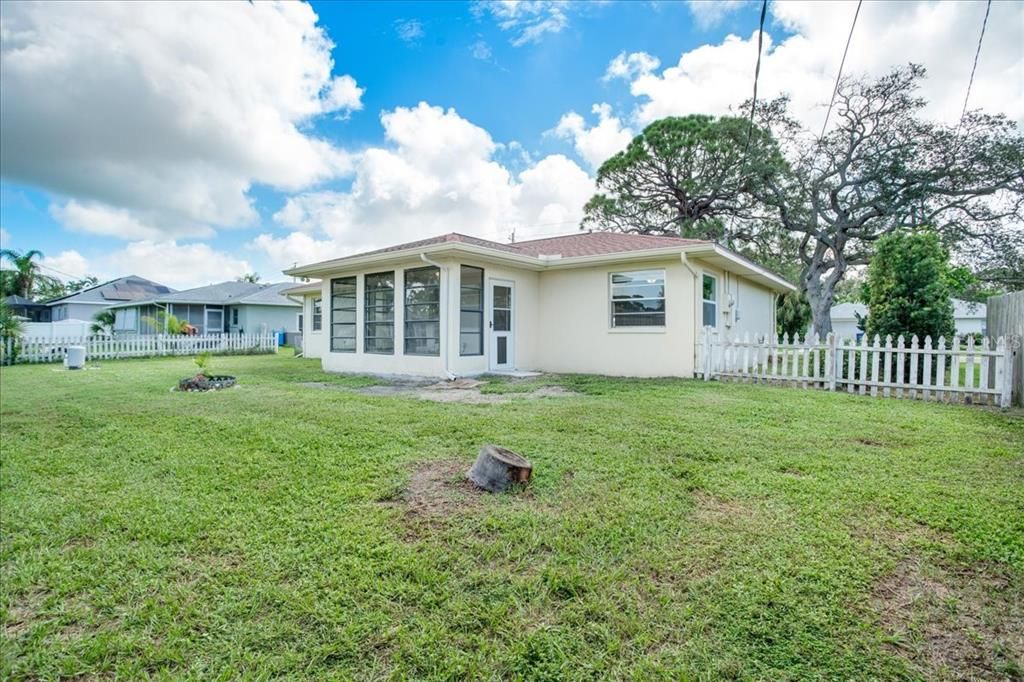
[2, 333, 278, 365]
[699, 328, 1014, 408]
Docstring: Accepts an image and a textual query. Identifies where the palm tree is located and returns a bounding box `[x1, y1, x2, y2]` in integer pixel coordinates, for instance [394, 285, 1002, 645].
[0, 300, 25, 338]
[91, 309, 117, 336]
[237, 273, 261, 283]
[0, 249, 49, 298]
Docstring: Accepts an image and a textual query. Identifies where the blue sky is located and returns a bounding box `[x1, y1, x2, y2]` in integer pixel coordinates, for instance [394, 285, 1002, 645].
[1, 0, 1019, 288]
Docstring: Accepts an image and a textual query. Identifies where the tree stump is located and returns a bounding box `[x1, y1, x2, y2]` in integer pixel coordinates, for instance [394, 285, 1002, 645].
[467, 445, 532, 492]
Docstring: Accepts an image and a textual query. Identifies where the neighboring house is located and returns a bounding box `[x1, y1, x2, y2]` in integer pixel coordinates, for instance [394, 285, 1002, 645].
[820, 298, 988, 340]
[3, 295, 51, 322]
[107, 281, 301, 335]
[46, 275, 173, 322]
[283, 232, 795, 378]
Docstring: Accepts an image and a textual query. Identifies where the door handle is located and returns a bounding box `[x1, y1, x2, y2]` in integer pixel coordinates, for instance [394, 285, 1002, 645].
[489, 320, 493, 329]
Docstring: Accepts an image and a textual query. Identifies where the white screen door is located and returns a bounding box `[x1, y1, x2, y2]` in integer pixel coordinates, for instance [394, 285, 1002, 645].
[489, 281, 514, 370]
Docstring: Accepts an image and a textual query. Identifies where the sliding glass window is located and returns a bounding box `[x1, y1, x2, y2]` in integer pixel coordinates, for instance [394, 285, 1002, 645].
[459, 265, 484, 356]
[331, 276, 357, 352]
[404, 266, 440, 356]
[610, 270, 666, 327]
[364, 271, 395, 354]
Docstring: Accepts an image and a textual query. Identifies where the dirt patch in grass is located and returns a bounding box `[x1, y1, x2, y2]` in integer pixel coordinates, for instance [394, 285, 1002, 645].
[3, 590, 48, 638]
[379, 459, 484, 520]
[873, 558, 1023, 680]
[690, 490, 754, 524]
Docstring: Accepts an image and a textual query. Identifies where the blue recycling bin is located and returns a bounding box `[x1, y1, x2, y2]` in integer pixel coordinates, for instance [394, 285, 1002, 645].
[276, 330, 286, 346]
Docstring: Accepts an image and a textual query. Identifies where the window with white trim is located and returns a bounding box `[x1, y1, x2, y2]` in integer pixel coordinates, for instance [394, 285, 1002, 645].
[312, 297, 322, 331]
[702, 274, 718, 328]
[459, 265, 484, 356]
[404, 266, 440, 356]
[331, 277, 357, 352]
[364, 272, 395, 354]
[610, 270, 665, 327]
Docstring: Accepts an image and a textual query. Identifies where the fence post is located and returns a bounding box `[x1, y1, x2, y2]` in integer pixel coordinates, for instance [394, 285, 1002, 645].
[826, 333, 837, 392]
[997, 337, 1011, 408]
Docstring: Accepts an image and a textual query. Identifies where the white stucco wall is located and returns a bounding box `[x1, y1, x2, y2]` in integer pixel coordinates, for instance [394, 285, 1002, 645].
[309, 254, 779, 378]
[534, 259, 696, 377]
[298, 294, 325, 359]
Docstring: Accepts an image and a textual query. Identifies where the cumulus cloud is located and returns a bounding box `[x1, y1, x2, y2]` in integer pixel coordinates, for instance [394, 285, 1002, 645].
[0, 1, 361, 238]
[39, 250, 91, 280]
[271, 102, 594, 260]
[685, 0, 748, 29]
[618, 1, 1024, 131]
[105, 241, 252, 289]
[474, 1, 570, 46]
[603, 51, 661, 82]
[554, 103, 634, 170]
[248, 232, 350, 271]
[33, 241, 255, 290]
[50, 200, 212, 241]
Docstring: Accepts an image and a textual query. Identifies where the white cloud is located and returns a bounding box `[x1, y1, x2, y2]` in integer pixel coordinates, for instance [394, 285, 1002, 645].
[470, 40, 493, 61]
[395, 19, 424, 43]
[248, 232, 349, 271]
[615, 1, 1024, 131]
[50, 200, 213, 240]
[554, 103, 634, 170]
[104, 241, 252, 290]
[0, 1, 361, 238]
[272, 102, 594, 260]
[39, 250, 91, 280]
[33, 241, 255, 290]
[0, 228, 10, 249]
[603, 51, 660, 81]
[474, 1, 570, 46]
[685, 0, 748, 29]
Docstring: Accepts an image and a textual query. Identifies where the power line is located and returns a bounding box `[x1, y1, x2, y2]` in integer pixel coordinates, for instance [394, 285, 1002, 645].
[743, 0, 769, 152]
[819, 0, 863, 140]
[959, 0, 992, 125]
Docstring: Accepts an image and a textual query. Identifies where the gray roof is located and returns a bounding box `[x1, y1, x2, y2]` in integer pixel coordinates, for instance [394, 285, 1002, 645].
[4, 294, 45, 307]
[45, 275, 174, 305]
[110, 281, 300, 308]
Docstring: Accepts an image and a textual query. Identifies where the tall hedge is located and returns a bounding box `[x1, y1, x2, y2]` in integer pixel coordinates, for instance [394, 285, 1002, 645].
[862, 230, 956, 343]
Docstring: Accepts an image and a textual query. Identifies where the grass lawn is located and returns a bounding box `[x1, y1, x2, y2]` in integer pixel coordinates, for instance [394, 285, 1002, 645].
[1, 353, 1022, 680]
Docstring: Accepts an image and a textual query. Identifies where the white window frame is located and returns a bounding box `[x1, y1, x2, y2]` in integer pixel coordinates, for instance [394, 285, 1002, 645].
[609, 269, 666, 330]
[702, 273, 718, 329]
[312, 297, 323, 332]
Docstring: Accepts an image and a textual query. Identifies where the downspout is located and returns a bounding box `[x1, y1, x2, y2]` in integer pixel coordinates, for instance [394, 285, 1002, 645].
[680, 253, 701, 374]
[420, 253, 455, 380]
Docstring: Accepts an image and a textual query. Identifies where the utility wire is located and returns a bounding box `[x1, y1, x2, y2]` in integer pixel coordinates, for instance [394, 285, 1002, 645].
[959, 0, 992, 126]
[819, 0, 862, 140]
[743, 0, 769, 153]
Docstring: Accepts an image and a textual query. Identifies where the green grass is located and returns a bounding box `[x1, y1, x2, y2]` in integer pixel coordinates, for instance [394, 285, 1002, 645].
[2, 354, 1022, 680]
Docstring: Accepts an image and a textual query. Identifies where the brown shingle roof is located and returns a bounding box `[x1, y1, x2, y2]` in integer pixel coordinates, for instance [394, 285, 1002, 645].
[349, 232, 523, 259]
[508, 232, 708, 257]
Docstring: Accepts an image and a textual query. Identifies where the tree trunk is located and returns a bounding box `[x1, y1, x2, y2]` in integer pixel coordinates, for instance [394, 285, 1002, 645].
[467, 445, 532, 492]
[804, 266, 835, 340]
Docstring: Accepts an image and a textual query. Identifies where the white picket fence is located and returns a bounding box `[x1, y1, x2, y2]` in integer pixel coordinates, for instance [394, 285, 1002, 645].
[2, 333, 278, 365]
[699, 328, 1015, 408]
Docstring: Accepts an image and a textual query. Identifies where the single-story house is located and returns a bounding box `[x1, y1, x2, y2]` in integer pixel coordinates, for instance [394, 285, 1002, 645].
[823, 298, 987, 340]
[282, 232, 795, 378]
[107, 281, 301, 335]
[3, 294, 51, 322]
[46, 275, 174, 322]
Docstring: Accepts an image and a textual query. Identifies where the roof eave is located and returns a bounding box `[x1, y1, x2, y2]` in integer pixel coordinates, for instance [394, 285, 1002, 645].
[284, 242, 545, 277]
